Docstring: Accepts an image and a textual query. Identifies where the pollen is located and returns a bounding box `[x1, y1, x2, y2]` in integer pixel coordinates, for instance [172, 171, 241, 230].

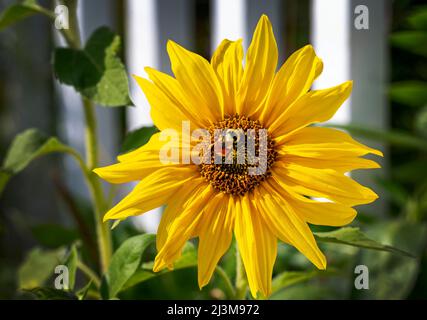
[199, 115, 277, 196]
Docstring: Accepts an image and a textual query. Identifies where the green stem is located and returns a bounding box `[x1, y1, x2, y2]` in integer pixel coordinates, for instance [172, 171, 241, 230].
[82, 99, 112, 274]
[215, 266, 236, 299]
[235, 243, 248, 300]
[53, 0, 112, 274]
[77, 261, 101, 288]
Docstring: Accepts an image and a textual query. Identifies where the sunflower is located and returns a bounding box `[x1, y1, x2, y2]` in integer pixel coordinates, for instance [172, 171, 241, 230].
[94, 15, 382, 297]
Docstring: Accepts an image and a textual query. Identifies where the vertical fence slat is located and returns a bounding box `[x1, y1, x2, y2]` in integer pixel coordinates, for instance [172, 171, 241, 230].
[211, 0, 246, 50]
[350, 0, 389, 214]
[311, 0, 351, 124]
[125, 0, 195, 232]
[311, 0, 388, 214]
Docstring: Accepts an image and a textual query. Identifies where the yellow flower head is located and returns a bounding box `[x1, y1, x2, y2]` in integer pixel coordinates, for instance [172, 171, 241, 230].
[94, 15, 382, 298]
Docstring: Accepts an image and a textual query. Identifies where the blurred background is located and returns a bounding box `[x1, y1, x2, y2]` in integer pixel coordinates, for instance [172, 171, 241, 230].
[1, 0, 427, 299]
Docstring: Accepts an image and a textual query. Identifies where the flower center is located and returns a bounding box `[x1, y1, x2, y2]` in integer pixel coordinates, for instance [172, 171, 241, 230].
[199, 114, 277, 196]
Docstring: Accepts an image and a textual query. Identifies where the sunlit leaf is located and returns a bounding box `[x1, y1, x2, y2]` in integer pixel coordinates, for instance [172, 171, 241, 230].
[101, 234, 156, 299]
[18, 247, 66, 290]
[53, 27, 131, 107]
[0, 129, 72, 196]
[314, 227, 413, 257]
[64, 245, 78, 291]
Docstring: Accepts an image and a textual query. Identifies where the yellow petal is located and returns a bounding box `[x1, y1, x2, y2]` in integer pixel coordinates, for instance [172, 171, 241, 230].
[117, 132, 164, 162]
[235, 195, 277, 298]
[156, 177, 206, 251]
[116, 131, 193, 164]
[144, 67, 208, 129]
[279, 155, 380, 174]
[255, 184, 326, 269]
[102, 166, 196, 222]
[94, 159, 176, 184]
[270, 81, 353, 137]
[268, 179, 357, 226]
[211, 39, 244, 115]
[154, 184, 214, 271]
[237, 15, 278, 115]
[133, 74, 189, 131]
[252, 45, 323, 125]
[167, 40, 223, 122]
[197, 193, 234, 288]
[276, 126, 383, 156]
[272, 163, 378, 206]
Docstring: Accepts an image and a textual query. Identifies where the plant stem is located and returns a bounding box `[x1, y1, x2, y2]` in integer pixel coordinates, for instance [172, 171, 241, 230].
[215, 266, 236, 299]
[235, 243, 248, 300]
[77, 260, 101, 288]
[54, 0, 112, 274]
[82, 98, 112, 273]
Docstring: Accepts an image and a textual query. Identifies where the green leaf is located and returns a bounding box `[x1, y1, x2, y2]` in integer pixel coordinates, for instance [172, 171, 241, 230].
[390, 81, 427, 108]
[53, 26, 131, 107]
[122, 242, 197, 291]
[314, 227, 413, 257]
[0, 129, 72, 196]
[390, 31, 427, 57]
[24, 287, 77, 300]
[77, 280, 93, 300]
[408, 7, 427, 30]
[31, 224, 79, 248]
[353, 221, 427, 299]
[101, 233, 156, 299]
[64, 245, 78, 291]
[2, 129, 70, 174]
[120, 126, 159, 153]
[271, 270, 325, 295]
[18, 247, 66, 290]
[327, 124, 427, 151]
[0, 0, 48, 31]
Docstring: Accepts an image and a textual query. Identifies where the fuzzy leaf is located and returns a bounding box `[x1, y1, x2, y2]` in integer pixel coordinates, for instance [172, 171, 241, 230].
[53, 26, 131, 107]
